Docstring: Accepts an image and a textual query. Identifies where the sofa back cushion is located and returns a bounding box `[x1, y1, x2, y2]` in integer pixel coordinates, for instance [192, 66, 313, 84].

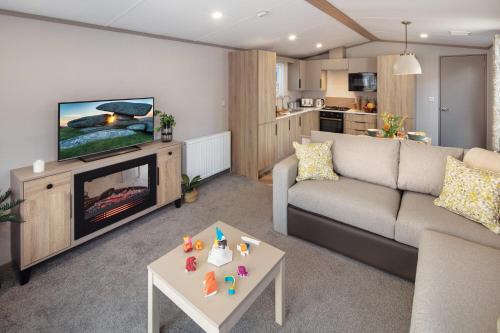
[310, 131, 400, 189]
[398, 141, 463, 196]
[463, 148, 500, 173]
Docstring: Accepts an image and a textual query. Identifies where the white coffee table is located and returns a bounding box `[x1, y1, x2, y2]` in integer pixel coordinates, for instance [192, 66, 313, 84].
[147, 221, 286, 333]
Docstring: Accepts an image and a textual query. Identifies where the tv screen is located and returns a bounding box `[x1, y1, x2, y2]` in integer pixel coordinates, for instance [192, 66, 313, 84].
[58, 97, 154, 161]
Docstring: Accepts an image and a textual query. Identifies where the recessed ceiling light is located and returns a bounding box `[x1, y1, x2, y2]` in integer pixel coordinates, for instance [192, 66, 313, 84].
[419, 33, 428, 39]
[288, 34, 297, 41]
[316, 43, 323, 48]
[449, 30, 471, 36]
[211, 11, 223, 20]
[256, 10, 269, 18]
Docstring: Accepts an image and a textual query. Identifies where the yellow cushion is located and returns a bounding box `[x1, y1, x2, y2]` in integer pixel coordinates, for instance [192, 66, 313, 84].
[293, 141, 339, 182]
[434, 156, 500, 234]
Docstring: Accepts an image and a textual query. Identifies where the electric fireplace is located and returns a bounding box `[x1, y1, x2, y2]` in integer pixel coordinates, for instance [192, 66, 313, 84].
[74, 154, 157, 240]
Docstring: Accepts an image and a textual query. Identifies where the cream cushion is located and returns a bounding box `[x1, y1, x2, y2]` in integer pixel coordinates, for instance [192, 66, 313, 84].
[288, 176, 401, 238]
[410, 231, 500, 333]
[463, 147, 500, 173]
[310, 131, 401, 189]
[395, 191, 500, 250]
[434, 157, 500, 234]
[293, 141, 338, 182]
[398, 141, 463, 196]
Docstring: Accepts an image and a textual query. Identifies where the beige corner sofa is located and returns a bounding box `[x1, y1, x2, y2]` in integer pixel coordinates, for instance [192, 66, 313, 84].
[273, 131, 500, 332]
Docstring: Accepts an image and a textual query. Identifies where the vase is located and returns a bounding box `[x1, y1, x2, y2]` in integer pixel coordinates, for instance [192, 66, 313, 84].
[184, 189, 198, 203]
[161, 125, 173, 142]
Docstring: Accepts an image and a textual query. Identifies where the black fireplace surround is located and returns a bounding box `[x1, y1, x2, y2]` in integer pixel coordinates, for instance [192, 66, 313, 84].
[74, 154, 157, 240]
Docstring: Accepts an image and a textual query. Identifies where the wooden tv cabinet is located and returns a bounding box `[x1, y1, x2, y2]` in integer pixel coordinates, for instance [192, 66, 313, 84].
[10, 140, 182, 284]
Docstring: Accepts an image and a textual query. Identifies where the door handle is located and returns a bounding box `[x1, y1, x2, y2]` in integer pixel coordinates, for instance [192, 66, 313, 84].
[440, 107, 450, 112]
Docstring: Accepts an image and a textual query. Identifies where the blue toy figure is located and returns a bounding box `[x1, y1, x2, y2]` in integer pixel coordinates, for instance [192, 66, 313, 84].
[224, 275, 236, 295]
[215, 227, 227, 249]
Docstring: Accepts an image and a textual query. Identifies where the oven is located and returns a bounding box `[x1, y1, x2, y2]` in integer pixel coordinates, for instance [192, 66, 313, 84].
[320, 111, 344, 133]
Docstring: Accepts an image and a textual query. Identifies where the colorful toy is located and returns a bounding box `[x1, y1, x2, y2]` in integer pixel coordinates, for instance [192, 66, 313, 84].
[203, 271, 218, 297]
[207, 227, 233, 267]
[194, 240, 204, 251]
[183, 235, 193, 253]
[237, 265, 249, 277]
[237, 243, 250, 256]
[224, 275, 236, 295]
[185, 256, 197, 272]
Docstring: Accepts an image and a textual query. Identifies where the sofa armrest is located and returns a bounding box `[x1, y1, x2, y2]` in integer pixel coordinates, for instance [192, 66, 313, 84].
[273, 155, 298, 235]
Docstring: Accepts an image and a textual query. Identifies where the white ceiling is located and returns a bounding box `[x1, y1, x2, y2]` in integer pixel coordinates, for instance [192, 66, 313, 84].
[0, 0, 498, 57]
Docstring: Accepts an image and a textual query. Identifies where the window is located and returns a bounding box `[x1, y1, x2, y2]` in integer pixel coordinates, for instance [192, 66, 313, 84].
[276, 62, 285, 97]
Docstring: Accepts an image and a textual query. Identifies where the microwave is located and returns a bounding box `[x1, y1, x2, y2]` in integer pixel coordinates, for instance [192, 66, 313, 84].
[348, 72, 377, 92]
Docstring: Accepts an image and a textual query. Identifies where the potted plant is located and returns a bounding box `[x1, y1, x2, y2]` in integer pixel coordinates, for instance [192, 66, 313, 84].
[0, 189, 23, 288]
[154, 110, 176, 142]
[381, 112, 406, 138]
[181, 174, 202, 203]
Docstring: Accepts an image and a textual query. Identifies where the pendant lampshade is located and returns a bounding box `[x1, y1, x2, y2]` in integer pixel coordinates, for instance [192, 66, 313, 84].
[393, 21, 422, 75]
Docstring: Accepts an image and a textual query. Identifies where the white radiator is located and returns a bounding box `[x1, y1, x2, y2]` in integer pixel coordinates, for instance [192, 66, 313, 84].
[183, 131, 231, 180]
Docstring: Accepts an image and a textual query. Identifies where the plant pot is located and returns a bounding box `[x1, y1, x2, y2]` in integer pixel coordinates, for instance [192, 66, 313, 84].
[184, 189, 198, 203]
[161, 125, 173, 142]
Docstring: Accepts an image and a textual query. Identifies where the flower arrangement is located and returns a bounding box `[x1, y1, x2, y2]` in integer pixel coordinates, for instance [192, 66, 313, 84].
[381, 113, 406, 138]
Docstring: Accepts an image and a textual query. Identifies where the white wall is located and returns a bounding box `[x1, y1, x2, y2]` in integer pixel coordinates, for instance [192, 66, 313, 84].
[0, 14, 230, 265]
[346, 42, 488, 145]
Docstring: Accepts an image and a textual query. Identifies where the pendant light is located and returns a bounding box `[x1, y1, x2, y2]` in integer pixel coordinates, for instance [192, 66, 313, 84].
[393, 21, 422, 75]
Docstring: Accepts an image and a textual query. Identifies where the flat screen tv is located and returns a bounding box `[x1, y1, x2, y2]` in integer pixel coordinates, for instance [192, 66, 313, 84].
[58, 97, 154, 161]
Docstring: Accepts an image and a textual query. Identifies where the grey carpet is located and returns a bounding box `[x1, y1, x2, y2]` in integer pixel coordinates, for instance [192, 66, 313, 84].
[0, 174, 414, 332]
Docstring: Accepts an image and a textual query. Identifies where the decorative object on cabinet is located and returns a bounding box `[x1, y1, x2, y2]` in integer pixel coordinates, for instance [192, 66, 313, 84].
[32, 160, 45, 173]
[182, 174, 201, 203]
[393, 21, 422, 75]
[381, 113, 406, 138]
[154, 110, 176, 142]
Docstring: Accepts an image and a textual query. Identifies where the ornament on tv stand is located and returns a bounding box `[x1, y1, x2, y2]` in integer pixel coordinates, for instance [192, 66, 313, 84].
[207, 227, 233, 267]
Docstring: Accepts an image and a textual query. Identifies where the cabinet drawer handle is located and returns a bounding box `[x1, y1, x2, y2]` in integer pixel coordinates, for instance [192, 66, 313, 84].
[299, 79, 301, 89]
[157, 167, 160, 186]
[275, 124, 277, 136]
[46, 184, 53, 190]
[168, 151, 173, 156]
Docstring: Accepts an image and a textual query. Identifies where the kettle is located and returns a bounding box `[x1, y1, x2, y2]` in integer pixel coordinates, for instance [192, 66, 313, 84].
[315, 99, 325, 108]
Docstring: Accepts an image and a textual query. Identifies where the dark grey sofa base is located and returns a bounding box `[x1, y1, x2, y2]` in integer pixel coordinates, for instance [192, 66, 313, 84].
[288, 205, 418, 281]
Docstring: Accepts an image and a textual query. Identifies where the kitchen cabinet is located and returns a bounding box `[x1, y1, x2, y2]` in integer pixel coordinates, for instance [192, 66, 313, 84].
[288, 60, 306, 91]
[277, 118, 290, 161]
[258, 122, 277, 171]
[348, 58, 377, 73]
[20, 172, 71, 267]
[321, 59, 349, 70]
[300, 111, 320, 136]
[305, 60, 326, 91]
[344, 113, 377, 135]
[377, 54, 416, 131]
[229, 50, 277, 179]
[157, 145, 182, 207]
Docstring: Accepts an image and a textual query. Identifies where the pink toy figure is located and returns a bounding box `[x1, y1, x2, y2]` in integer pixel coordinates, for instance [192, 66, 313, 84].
[183, 235, 193, 253]
[185, 256, 197, 272]
[237, 265, 248, 277]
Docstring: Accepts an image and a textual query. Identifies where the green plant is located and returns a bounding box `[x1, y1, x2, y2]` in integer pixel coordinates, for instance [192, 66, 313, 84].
[154, 110, 176, 130]
[181, 174, 202, 194]
[381, 112, 406, 138]
[0, 189, 23, 223]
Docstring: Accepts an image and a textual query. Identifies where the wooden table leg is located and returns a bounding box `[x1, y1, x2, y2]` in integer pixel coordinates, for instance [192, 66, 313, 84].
[148, 270, 159, 333]
[275, 258, 285, 326]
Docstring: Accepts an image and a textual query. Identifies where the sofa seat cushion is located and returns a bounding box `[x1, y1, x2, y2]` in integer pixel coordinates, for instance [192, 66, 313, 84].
[288, 176, 401, 239]
[395, 191, 500, 250]
[410, 231, 500, 333]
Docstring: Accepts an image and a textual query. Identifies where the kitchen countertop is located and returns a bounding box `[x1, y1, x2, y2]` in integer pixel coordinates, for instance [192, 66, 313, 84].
[276, 107, 377, 119]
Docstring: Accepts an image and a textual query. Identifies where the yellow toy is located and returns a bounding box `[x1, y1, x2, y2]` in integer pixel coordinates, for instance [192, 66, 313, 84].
[194, 240, 204, 251]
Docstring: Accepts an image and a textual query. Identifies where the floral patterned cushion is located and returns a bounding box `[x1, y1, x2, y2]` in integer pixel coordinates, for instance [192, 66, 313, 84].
[293, 141, 339, 182]
[434, 156, 500, 234]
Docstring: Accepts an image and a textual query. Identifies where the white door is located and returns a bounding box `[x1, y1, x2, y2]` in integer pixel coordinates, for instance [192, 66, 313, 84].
[440, 55, 486, 148]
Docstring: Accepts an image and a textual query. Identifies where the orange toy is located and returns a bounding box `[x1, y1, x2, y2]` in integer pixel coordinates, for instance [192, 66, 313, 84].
[183, 235, 193, 253]
[194, 240, 204, 251]
[203, 271, 218, 297]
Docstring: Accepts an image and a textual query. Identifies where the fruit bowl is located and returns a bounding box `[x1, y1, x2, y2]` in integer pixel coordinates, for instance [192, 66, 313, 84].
[407, 131, 427, 141]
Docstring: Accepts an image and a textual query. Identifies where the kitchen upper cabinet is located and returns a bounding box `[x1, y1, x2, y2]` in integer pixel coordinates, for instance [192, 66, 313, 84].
[348, 57, 377, 73]
[305, 60, 326, 91]
[21, 172, 71, 267]
[321, 59, 349, 70]
[288, 60, 306, 91]
[377, 54, 416, 130]
[258, 122, 277, 171]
